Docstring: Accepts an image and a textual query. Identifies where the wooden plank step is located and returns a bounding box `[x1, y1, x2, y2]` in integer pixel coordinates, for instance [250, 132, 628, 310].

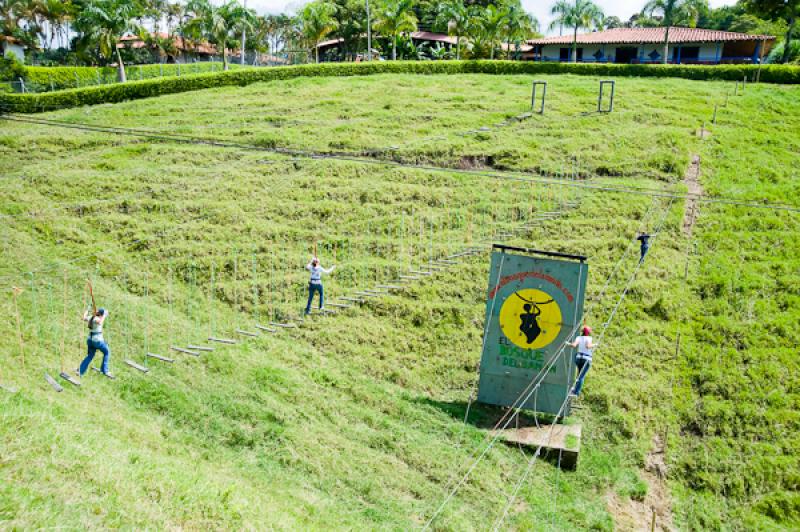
[339, 297, 365, 303]
[171, 346, 200, 356]
[327, 302, 351, 308]
[124, 360, 149, 373]
[208, 336, 237, 344]
[236, 329, 259, 337]
[255, 324, 278, 333]
[376, 284, 404, 290]
[269, 322, 298, 328]
[354, 291, 380, 297]
[91, 367, 116, 379]
[44, 372, 63, 392]
[147, 352, 175, 363]
[398, 275, 420, 280]
[0, 383, 17, 393]
[59, 371, 81, 386]
[409, 270, 432, 276]
[187, 344, 214, 352]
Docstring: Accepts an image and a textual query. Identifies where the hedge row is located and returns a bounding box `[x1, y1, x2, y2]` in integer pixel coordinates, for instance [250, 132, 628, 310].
[2, 60, 799, 113]
[22, 63, 248, 92]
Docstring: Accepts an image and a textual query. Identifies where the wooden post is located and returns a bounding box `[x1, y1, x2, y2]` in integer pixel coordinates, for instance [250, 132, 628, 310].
[712, 104, 717, 125]
[12, 287, 24, 369]
[650, 508, 657, 532]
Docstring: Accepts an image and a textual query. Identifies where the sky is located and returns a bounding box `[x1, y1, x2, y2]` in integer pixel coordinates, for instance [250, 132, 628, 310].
[243, 0, 739, 35]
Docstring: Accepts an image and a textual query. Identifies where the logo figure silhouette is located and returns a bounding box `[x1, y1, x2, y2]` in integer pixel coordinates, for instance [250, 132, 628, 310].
[515, 293, 554, 345]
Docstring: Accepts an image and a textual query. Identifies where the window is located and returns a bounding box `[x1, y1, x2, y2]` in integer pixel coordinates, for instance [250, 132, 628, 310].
[559, 48, 570, 61]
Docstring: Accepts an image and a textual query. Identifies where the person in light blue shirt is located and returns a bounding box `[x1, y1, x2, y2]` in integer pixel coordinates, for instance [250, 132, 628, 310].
[305, 257, 335, 315]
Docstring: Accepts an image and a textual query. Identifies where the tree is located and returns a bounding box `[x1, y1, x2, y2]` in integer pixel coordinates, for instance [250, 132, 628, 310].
[743, 0, 799, 64]
[472, 4, 506, 60]
[602, 15, 623, 29]
[436, 0, 469, 59]
[548, 0, 604, 62]
[504, 5, 538, 60]
[209, 1, 254, 70]
[299, 1, 338, 63]
[640, 0, 707, 64]
[74, 0, 143, 81]
[374, 0, 417, 60]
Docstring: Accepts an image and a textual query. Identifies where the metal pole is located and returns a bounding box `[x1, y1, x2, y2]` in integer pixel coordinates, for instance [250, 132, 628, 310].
[240, 0, 247, 66]
[365, 0, 372, 61]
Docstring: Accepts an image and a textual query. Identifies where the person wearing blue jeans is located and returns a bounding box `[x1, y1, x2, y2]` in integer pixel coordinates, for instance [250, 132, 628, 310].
[78, 307, 114, 379]
[565, 326, 596, 396]
[637, 232, 651, 264]
[305, 257, 335, 315]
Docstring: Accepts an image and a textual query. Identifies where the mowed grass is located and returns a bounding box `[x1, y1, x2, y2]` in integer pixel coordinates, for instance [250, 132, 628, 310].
[0, 73, 798, 530]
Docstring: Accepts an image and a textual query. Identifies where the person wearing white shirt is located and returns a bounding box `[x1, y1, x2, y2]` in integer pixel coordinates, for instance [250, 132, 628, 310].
[305, 257, 335, 315]
[565, 325, 596, 396]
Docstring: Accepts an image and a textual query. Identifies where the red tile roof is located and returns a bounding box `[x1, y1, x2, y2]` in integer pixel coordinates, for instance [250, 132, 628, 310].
[529, 27, 774, 46]
[119, 32, 217, 55]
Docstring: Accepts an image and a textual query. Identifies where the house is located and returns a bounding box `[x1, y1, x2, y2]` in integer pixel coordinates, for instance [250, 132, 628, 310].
[118, 32, 217, 63]
[1, 36, 26, 63]
[529, 27, 775, 64]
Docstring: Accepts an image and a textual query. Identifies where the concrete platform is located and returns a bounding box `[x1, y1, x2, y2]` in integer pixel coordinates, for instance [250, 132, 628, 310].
[493, 422, 581, 470]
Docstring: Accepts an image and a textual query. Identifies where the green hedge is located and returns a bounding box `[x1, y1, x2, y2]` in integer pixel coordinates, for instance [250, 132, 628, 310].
[2, 60, 799, 113]
[22, 63, 248, 92]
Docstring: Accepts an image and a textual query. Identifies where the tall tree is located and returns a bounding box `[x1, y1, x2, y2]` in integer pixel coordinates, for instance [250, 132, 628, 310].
[436, 0, 469, 60]
[299, 1, 338, 63]
[548, 0, 604, 62]
[374, 0, 417, 60]
[744, 0, 799, 64]
[473, 4, 505, 60]
[74, 0, 143, 81]
[504, 4, 538, 60]
[640, 0, 707, 64]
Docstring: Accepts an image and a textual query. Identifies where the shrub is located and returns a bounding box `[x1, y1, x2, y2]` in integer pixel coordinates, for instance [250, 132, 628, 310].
[2, 60, 799, 114]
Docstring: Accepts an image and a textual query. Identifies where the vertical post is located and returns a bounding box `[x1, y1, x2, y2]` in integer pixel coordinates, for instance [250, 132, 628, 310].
[712, 104, 717, 125]
[12, 287, 24, 369]
[18, 77, 25, 94]
[74, 71, 80, 88]
[365, 0, 372, 61]
[650, 508, 656, 532]
[240, 0, 247, 66]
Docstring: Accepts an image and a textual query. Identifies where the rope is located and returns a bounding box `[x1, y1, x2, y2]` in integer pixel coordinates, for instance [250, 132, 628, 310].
[2, 114, 797, 213]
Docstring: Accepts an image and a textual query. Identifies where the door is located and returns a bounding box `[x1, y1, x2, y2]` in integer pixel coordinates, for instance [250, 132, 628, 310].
[615, 46, 638, 64]
[559, 47, 570, 62]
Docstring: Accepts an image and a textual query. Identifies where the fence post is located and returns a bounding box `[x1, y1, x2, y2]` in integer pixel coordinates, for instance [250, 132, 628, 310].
[96, 69, 101, 85]
[74, 71, 80, 88]
[18, 77, 26, 93]
[160, 62, 164, 77]
[177, 63, 181, 76]
[49, 74, 54, 92]
[712, 104, 717, 125]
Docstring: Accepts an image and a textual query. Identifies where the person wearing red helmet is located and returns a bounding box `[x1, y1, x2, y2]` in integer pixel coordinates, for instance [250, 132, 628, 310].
[565, 325, 596, 396]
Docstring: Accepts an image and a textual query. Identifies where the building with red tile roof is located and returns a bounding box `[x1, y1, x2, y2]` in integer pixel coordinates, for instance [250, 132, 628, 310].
[528, 27, 774, 64]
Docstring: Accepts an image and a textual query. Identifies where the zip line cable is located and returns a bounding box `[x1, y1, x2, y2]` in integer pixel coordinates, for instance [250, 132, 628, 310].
[2, 113, 798, 213]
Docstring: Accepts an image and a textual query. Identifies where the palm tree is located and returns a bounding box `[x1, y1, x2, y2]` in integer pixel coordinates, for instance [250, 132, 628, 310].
[374, 0, 417, 61]
[299, 1, 338, 63]
[548, 0, 604, 62]
[209, 1, 254, 70]
[474, 4, 506, 60]
[436, 0, 469, 60]
[641, 0, 706, 64]
[74, 0, 143, 82]
[504, 5, 538, 60]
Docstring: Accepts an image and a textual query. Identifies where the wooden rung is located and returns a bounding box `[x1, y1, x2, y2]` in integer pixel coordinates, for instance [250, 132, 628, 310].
[44, 372, 64, 392]
[187, 344, 214, 352]
[338, 297, 364, 303]
[236, 329, 259, 337]
[208, 337, 237, 344]
[327, 302, 351, 308]
[0, 383, 17, 393]
[59, 371, 81, 386]
[124, 359, 149, 373]
[91, 367, 116, 379]
[376, 284, 403, 290]
[147, 352, 175, 363]
[398, 275, 420, 280]
[255, 324, 278, 333]
[269, 322, 298, 328]
[409, 270, 432, 276]
[171, 346, 200, 356]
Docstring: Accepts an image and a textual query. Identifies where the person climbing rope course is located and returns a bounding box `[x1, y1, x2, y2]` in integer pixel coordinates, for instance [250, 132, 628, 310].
[637, 232, 651, 263]
[304, 256, 335, 315]
[565, 325, 595, 396]
[78, 307, 114, 379]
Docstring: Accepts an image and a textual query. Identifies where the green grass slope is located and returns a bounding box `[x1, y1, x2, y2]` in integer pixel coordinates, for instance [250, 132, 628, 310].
[0, 73, 797, 530]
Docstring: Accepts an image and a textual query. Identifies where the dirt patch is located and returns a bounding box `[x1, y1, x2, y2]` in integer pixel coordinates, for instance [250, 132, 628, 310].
[682, 155, 703, 237]
[606, 434, 675, 531]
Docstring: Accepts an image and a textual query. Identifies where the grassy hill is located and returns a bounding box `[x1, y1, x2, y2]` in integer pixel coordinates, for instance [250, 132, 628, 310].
[0, 73, 798, 530]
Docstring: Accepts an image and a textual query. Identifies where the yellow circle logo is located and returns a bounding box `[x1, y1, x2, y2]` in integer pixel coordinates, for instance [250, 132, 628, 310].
[498, 289, 562, 349]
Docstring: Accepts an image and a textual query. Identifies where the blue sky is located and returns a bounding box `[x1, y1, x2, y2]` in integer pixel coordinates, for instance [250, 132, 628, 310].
[246, 0, 738, 34]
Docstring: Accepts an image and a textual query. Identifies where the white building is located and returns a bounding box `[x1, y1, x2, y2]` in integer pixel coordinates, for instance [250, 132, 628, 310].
[1, 36, 25, 63]
[529, 27, 774, 65]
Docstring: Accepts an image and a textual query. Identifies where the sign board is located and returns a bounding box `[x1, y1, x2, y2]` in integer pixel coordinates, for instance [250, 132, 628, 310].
[477, 246, 588, 416]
